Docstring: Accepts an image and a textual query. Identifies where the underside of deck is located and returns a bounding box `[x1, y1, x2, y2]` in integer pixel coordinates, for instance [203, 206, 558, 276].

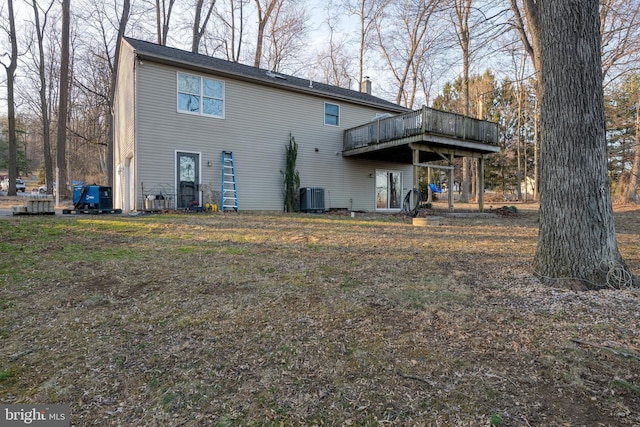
[342, 133, 500, 163]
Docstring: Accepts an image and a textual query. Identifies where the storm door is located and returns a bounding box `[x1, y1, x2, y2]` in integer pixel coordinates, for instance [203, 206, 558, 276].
[177, 152, 200, 209]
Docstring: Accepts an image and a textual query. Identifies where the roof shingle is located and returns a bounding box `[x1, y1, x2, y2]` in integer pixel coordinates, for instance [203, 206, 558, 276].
[123, 37, 409, 113]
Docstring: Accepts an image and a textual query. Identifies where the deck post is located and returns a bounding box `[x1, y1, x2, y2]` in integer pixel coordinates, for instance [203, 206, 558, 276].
[421, 106, 427, 134]
[448, 154, 454, 212]
[413, 148, 420, 207]
[478, 156, 485, 212]
[427, 167, 432, 202]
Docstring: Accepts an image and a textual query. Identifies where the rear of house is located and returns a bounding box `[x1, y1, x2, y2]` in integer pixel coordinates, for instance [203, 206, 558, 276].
[114, 37, 412, 213]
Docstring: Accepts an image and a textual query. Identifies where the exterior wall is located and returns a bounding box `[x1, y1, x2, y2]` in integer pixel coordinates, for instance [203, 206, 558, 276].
[113, 44, 137, 211]
[124, 54, 412, 212]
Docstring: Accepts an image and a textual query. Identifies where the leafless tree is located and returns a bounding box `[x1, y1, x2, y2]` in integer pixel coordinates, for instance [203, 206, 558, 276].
[253, 0, 281, 68]
[341, 0, 389, 91]
[192, 0, 216, 53]
[510, 0, 640, 201]
[56, 0, 71, 199]
[1, 0, 19, 195]
[510, 44, 527, 201]
[69, 0, 131, 186]
[314, 18, 354, 88]
[600, 0, 640, 85]
[263, 0, 309, 73]
[376, 0, 441, 108]
[509, 0, 540, 74]
[155, 0, 176, 45]
[451, 0, 472, 203]
[628, 90, 640, 202]
[531, 0, 637, 288]
[28, 0, 56, 194]
[509, 0, 541, 199]
[209, 0, 248, 61]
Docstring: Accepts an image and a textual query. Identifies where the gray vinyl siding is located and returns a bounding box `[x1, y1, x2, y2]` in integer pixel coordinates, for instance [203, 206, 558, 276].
[132, 60, 411, 211]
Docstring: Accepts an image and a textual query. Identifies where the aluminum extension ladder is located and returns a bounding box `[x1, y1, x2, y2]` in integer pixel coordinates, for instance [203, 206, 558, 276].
[221, 151, 239, 212]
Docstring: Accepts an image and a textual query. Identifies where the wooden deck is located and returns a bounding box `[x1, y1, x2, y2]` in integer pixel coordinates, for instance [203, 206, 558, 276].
[342, 106, 500, 163]
[343, 106, 500, 212]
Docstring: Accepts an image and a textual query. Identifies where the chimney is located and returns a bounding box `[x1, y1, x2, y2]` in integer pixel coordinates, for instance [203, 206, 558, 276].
[360, 76, 372, 95]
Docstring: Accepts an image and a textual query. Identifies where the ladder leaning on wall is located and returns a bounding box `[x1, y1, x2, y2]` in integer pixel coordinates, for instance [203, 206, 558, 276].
[221, 151, 239, 212]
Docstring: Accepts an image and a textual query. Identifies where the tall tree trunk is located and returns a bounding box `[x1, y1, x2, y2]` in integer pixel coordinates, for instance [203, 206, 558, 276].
[533, 96, 539, 200]
[32, 0, 54, 194]
[254, 0, 278, 68]
[4, 0, 18, 196]
[108, 0, 131, 188]
[512, 0, 542, 200]
[625, 89, 640, 202]
[533, 0, 637, 289]
[192, 0, 216, 53]
[454, 0, 472, 203]
[155, 0, 176, 45]
[57, 0, 71, 200]
[515, 79, 523, 201]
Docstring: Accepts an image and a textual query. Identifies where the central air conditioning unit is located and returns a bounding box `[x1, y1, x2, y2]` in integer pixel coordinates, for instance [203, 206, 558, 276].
[300, 187, 325, 212]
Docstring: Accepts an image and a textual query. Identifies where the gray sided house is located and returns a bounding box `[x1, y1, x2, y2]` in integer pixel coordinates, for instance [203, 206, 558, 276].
[114, 37, 413, 213]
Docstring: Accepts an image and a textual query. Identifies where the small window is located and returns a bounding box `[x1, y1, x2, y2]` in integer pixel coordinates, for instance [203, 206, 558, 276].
[177, 72, 224, 118]
[324, 102, 340, 126]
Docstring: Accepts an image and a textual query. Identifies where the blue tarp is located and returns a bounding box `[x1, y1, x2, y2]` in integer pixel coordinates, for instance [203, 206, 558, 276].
[429, 183, 443, 194]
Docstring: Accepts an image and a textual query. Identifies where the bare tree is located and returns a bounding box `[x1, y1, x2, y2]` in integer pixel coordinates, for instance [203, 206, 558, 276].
[600, 0, 640, 202]
[510, 44, 527, 201]
[1, 0, 19, 196]
[263, 0, 308, 73]
[211, 0, 248, 61]
[56, 0, 71, 199]
[600, 0, 640, 84]
[532, 0, 637, 289]
[192, 0, 216, 53]
[452, 0, 472, 203]
[509, 0, 540, 73]
[626, 87, 640, 202]
[511, 0, 640, 201]
[155, 0, 176, 45]
[253, 0, 281, 68]
[509, 0, 541, 199]
[376, 0, 441, 108]
[28, 0, 56, 194]
[314, 19, 354, 88]
[341, 0, 388, 90]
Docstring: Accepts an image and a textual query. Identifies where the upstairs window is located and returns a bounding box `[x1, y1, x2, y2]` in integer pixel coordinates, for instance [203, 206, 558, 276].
[324, 102, 340, 126]
[177, 72, 224, 118]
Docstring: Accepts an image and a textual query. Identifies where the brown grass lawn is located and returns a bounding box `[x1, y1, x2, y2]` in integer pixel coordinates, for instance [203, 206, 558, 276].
[0, 202, 639, 426]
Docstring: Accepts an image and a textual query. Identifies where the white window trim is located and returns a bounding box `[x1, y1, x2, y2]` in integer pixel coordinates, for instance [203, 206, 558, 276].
[324, 102, 340, 127]
[177, 72, 225, 119]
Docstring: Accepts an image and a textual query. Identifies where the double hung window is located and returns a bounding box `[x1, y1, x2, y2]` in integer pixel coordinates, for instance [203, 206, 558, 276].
[177, 72, 224, 118]
[324, 102, 340, 126]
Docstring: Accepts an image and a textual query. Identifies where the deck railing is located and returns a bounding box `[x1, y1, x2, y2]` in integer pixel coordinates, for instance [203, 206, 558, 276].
[343, 106, 499, 152]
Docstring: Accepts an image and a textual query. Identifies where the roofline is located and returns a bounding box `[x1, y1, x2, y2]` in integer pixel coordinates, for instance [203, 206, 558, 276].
[124, 38, 409, 114]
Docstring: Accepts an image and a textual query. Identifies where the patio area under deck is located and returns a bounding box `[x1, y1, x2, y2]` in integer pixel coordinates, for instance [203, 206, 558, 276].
[342, 106, 500, 212]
